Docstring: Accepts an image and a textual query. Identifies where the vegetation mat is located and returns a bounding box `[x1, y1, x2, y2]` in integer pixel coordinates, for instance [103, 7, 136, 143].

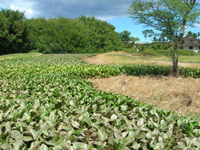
[0, 54, 200, 149]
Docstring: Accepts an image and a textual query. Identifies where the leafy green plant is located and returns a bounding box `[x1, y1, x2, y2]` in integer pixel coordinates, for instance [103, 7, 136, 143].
[0, 54, 200, 149]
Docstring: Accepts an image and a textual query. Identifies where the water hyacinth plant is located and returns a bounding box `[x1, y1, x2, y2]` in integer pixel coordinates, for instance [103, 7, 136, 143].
[0, 54, 200, 149]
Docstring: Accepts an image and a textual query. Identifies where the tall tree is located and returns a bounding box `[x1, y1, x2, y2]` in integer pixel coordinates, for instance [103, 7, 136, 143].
[120, 30, 131, 44]
[128, 0, 200, 76]
[130, 37, 140, 42]
[186, 31, 198, 38]
[0, 9, 29, 54]
[142, 29, 154, 42]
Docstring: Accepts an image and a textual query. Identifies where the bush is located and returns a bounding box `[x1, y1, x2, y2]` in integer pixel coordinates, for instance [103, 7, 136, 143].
[157, 50, 170, 56]
[151, 42, 170, 50]
[141, 49, 161, 56]
[179, 50, 195, 56]
[122, 47, 138, 53]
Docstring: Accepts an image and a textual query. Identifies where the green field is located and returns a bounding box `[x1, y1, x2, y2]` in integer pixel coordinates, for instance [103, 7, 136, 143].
[1, 54, 200, 149]
[0, 52, 42, 60]
[108, 53, 200, 63]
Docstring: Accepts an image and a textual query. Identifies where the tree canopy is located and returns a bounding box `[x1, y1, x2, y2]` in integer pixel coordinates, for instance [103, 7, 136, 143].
[120, 30, 140, 48]
[120, 30, 131, 44]
[128, 0, 200, 42]
[0, 9, 29, 55]
[26, 16, 122, 54]
[128, 0, 200, 76]
[186, 31, 200, 38]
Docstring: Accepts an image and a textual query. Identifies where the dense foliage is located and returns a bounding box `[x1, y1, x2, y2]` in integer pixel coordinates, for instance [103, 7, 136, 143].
[124, 42, 195, 56]
[0, 9, 122, 55]
[120, 30, 140, 48]
[0, 9, 29, 55]
[26, 16, 122, 54]
[1, 55, 200, 149]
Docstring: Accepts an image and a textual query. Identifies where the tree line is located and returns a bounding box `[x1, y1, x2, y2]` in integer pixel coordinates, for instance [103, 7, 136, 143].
[0, 9, 122, 55]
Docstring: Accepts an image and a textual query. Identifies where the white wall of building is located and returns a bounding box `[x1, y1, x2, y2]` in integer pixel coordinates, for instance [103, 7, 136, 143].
[183, 46, 200, 50]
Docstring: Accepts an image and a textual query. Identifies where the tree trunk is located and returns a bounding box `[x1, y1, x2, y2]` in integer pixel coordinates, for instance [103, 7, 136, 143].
[172, 44, 179, 77]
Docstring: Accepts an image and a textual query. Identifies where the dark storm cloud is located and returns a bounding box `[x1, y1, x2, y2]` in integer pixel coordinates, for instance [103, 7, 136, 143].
[30, 0, 132, 19]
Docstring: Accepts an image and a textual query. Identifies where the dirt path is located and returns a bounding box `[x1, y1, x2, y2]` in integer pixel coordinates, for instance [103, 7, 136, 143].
[89, 75, 200, 115]
[83, 51, 126, 64]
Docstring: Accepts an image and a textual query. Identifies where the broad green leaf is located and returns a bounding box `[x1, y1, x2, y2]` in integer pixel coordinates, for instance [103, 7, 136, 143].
[97, 128, 107, 141]
[164, 131, 172, 139]
[23, 136, 33, 142]
[110, 114, 117, 121]
[123, 131, 135, 146]
[53, 146, 63, 150]
[40, 144, 48, 150]
[11, 130, 22, 141]
[132, 142, 140, 149]
[0, 110, 3, 121]
[49, 111, 56, 123]
[146, 132, 152, 139]
[73, 142, 88, 149]
[137, 118, 144, 127]
[1, 143, 12, 150]
[71, 120, 80, 129]
[13, 140, 23, 150]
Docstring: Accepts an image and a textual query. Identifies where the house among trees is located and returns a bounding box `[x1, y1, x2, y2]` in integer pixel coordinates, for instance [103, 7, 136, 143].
[180, 37, 200, 52]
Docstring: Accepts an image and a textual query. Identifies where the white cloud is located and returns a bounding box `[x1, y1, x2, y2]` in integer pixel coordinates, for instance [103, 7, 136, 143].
[1, 0, 132, 19]
[8, 0, 37, 18]
[194, 23, 200, 27]
[96, 16, 119, 21]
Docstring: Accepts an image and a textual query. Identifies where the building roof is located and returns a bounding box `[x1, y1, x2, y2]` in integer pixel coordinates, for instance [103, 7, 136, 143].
[183, 36, 199, 41]
[135, 41, 149, 45]
[181, 43, 200, 47]
[180, 36, 200, 47]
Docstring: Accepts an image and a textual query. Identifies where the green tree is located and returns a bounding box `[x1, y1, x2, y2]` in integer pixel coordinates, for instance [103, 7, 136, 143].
[128, 0, 200, 76]
[120, 30, 131, 44]
[186, 31, 198, 38]
[0, 9, 29, 54]
[142, 29, 154, 42]
[130, 37, 140, 42]
[153, 36, 157, 42]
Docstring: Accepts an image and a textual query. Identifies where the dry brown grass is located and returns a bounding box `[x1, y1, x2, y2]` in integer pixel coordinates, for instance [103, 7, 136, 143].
[83, 51, 122, 65]
[89, 75, 200, 115]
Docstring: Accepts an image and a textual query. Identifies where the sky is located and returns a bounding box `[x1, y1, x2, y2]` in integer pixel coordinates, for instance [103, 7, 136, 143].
[0, 0, 200, 42]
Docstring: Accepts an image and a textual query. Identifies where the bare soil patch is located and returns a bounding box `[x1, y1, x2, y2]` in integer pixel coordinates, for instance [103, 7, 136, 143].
[83, 51, 127, 64]
[89, 75, 200, 115]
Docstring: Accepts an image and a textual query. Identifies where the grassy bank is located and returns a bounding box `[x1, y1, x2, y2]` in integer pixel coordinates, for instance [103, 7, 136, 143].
[0, 52, 42, 60]
[85, 51, 200, 68]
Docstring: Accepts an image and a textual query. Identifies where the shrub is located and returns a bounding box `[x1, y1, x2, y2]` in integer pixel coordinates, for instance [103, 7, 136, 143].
[179, 50, 195, 56]
[122, 47, 138, 53]
[141, 49, 161, 56]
